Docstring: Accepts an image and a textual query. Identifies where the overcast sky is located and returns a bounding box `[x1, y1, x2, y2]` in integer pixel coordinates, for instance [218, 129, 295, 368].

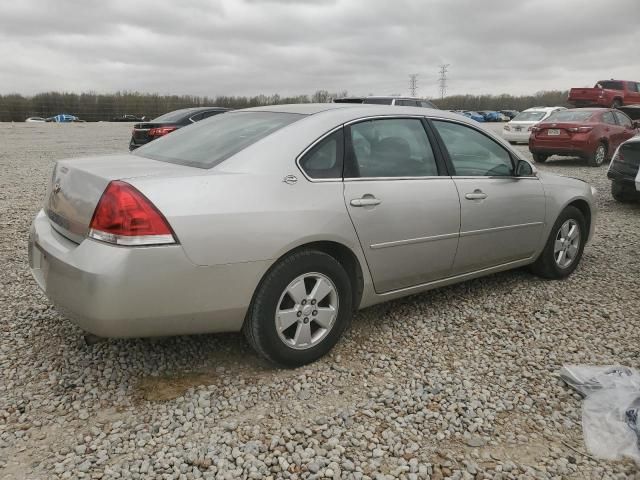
[0, 0, 638, 98]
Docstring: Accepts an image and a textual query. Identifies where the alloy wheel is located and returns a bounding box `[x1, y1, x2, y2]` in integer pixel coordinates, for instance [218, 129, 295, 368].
[275, 273, 339, 350]
[554, 219, 581, 269]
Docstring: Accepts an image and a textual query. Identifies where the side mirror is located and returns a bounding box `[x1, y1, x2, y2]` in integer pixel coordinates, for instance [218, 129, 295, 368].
[515, 159, 537, 177]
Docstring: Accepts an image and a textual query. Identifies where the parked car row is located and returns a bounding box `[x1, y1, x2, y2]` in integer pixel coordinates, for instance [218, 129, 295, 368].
[450, 110, 515, 122]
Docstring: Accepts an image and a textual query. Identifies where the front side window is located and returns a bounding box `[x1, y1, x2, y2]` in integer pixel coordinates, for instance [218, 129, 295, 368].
[346, 118, 438, 178]
[432, 120, 514, 177]
[602, 112, 616, 125]
[135, 111, 304, 169]
[614, 111, 633, 128]
[299, 129, 343, 179]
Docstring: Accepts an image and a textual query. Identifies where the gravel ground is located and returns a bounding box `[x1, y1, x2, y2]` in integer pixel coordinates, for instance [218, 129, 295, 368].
[1, 121, 639, 480]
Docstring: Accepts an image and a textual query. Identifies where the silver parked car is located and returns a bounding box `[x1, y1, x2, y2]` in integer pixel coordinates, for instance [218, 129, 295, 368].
[29, 104, 597, 367]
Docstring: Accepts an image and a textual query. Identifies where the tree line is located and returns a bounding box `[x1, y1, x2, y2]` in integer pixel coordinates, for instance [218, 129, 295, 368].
[0, 89, 570, 122]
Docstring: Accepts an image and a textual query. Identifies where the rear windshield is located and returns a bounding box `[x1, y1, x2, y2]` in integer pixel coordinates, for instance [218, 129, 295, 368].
[363, 98, 393, 105]
[134, 111, 304, 168]
[151, 109, 197, 122]
[597, 81, 624, 90]
[545, 111, 594, 122]
[512, 111, 546, 122]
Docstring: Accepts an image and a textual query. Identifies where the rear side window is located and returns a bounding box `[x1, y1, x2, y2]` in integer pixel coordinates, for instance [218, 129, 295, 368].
[395, 100, 419, 107]
[598, 81, 624, 90]
[346, 118, 439, 178]
[152, 109, 194, 122]
[135, 112, 304, 168]
[363, 98, 393, 105]
[299, 129, 344, 179]
[602, 112, 616, 125]
[432, 120, 513, 177]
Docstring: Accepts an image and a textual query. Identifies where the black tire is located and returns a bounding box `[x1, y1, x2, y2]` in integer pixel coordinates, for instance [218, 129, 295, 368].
[531, 206, 587, 279]
[532, 153, 548, 163]
[243, 249, 352, 368]
[611, 182, 638, 203]
[611, 99, 622, 109]
[587, 142, 607, 167]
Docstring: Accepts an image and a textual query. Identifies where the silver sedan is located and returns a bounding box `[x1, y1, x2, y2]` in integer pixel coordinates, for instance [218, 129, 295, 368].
[29, 104, 597, 367]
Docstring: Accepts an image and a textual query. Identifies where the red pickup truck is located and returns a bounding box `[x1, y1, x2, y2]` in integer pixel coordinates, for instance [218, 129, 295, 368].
[568, 80, 640, 108]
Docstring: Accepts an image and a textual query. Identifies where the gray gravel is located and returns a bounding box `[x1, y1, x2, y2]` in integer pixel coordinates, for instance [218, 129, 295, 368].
[1, 121, 639, 479]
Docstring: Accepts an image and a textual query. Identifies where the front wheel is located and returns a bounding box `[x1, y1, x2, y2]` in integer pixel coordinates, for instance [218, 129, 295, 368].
[243, 249, 353, 367]
[531, 206, 586, 279]
[532, 153, 548, 163]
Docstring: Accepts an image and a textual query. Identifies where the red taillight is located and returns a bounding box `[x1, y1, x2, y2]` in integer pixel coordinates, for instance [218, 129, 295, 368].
[530, 126, 540, 133]
[88, 181, 176, 246]
[568, 126, 593, 133]
[148, 126, 177, 137]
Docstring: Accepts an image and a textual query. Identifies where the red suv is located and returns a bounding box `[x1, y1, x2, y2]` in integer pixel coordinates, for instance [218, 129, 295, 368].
[528, 108, 638, 167]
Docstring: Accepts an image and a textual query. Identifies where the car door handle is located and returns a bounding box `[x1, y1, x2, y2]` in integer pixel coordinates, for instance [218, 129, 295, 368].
[350, 197, 381, 207]
[465, 190, 488, 200]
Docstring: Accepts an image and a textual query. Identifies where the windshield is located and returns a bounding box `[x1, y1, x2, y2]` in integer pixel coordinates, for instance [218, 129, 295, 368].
[545, 110, 594, 122]
[134, 111, 304, 168]
[512, 111, 546, 122]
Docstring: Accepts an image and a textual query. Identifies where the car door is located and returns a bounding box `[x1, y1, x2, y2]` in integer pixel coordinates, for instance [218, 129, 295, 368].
[613, 111, 637, 146]
[601, 111, 622, 152]
[430, 119, 546, 274]
[343, 117, 460, 293]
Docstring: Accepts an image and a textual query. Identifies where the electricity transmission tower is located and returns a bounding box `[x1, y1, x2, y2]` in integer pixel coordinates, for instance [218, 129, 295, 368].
[438, 64, 450, 99]
[408, 74, 418, 96]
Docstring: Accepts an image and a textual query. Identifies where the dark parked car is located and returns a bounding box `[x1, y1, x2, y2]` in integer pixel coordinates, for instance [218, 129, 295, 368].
[529, 108, 638, 166]
[608, 136, 640, 202]
[333, 96, 438, 108]
[129, 107, 229, 150]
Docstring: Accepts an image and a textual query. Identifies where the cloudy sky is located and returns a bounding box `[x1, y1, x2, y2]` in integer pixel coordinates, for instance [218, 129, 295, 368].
[0, 0, 638, 98]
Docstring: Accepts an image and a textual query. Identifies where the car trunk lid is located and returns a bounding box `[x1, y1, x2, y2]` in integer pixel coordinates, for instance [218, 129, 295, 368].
[45, 154, 204, 243]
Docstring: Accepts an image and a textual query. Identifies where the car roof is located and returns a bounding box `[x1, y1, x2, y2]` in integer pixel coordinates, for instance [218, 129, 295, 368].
[240, 103, 472, 124]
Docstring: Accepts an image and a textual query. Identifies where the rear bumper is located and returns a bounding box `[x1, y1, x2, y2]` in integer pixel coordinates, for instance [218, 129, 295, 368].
[502, 130, 530, 142]
[607, 168, 637, 186]
[29, 210, 270, 338]
[529, 138, 593, 157]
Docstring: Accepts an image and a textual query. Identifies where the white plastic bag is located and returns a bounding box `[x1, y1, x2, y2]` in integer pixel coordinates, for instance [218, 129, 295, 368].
[559, 364, 640, 463]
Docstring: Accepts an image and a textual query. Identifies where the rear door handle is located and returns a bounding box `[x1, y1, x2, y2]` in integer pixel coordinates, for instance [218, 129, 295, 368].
[465, 190, 488, 200]
[350, 197, 381, 207]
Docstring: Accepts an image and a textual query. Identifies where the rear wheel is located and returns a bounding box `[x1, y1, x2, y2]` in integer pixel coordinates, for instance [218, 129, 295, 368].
[611, 182, 638, 203]
[532, 153, 548, 163]
[587, 142, 607, 167]
[531, 206, 586, 279]
[611, 99, 622, 109]
[243, 250, 352, 367]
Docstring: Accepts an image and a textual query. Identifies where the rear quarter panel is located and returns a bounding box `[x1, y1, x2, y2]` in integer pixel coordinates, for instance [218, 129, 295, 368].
[129, 173, 366, 268]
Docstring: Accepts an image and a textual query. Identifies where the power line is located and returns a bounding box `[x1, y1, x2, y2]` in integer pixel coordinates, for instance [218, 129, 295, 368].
[408, 74, 418, 97]
[438, 64, 450, 99]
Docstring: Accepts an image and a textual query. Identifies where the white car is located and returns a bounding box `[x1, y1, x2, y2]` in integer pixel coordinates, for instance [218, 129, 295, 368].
[502, 107, 566, 144]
